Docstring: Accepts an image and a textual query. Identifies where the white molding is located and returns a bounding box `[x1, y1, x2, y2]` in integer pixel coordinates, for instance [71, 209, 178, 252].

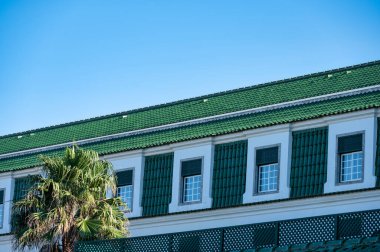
[129, 190, 380, 237]
[109, 155, 144, 218]
[291, 109, 376, 131]
[243, 130, 291, 203]
[324, 116, 377, 193]
[2, 85, 379, 160]
[0, 167, 42, 179]
[106, 109, 376, 161]
[169, 144, 213, 213]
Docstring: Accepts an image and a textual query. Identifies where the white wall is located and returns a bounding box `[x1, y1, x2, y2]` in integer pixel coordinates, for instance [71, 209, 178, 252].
[324, 116, 377, 193]
[243, 129, 291, 203]
[0, 175, 12, 234]
[169, 143, 213, 213]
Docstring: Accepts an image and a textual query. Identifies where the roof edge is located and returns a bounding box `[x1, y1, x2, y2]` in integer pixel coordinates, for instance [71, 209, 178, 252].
[1, 60, 379, 139]
[2, 84, 379, 159]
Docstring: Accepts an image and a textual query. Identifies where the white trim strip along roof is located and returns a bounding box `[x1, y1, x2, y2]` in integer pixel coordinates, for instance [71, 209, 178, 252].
[1, 84, 380, 160]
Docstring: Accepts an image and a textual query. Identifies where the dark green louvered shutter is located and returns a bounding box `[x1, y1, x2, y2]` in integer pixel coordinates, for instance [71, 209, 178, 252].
[116, 170, 133, 186]
[290, 127, 328, 198]
[182, 159, 202, 177]
[256, 147, 279, 166]
[212, 140, 247, 208]
[338, 134, 363, 154]
[376, 118, 380, 187]
[141, 153, 174, 216]
[0, 190, 4, 204]
[12, 175, 38, 231]
[13, 176, 37, 202]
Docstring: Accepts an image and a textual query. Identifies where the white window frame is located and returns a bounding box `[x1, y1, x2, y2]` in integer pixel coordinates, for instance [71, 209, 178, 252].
[117, 184, 133, 210]
[339, 151, 364, 183]
[243, 129, 291, 204]
[109, 154, 143, 218]
[324, 116, 376, 194]
[258, 163, 279, 193]
[183, 174, 202, 203]
[169, 143, 213, 213]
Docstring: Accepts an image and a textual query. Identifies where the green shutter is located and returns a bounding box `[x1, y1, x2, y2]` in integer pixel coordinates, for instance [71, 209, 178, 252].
[116, 170, 133, 186]
[290, 127, 328, 198]
[182, 159, 202, 177]
[12, 175, 38, 231]
[212, 140, 247, 208]
[0, 190, 4, 204]
[141, 153, 174, 216]
[376, 118, 380, 187]
[13, 176, 37, 202]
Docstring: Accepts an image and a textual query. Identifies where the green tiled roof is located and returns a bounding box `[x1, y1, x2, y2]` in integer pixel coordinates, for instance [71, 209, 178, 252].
[1, 90, 380, 173]
[1, 61, 380, 157]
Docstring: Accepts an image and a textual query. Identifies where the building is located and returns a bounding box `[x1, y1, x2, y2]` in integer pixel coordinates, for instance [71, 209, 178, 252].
[1, 61, 380, 251]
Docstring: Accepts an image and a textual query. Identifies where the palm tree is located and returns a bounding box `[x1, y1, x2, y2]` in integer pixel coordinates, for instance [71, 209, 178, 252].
[12, 146, 129, 252]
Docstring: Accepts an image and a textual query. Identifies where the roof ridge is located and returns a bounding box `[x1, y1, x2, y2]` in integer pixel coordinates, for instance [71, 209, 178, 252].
[1, 59, 379, 139]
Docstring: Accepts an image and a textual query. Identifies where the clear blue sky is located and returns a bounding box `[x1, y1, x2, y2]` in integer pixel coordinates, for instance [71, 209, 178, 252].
[1, 1, 379, 136]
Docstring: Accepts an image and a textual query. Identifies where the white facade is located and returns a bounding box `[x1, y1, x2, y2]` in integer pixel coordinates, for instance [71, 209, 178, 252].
[0, 109, 379, 250]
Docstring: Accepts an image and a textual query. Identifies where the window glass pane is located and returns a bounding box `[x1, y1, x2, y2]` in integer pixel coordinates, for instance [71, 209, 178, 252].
[340, 151, 363, 182]
[117, 185, 133, 210]
[183, 175, 202, 203]
[258, 163, 279, 193]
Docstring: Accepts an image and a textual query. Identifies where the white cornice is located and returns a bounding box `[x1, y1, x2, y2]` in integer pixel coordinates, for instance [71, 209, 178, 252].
[1, 84, 380, 160]
[128, 190, 380, 237]
[0, 166, 42, 178]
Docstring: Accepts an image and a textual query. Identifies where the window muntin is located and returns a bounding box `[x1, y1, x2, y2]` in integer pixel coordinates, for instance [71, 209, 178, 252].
[183, 175, 202, 203]
[340, 151, 363, 182]
[258, 163, 279, 193]
[117, 185, 133, 210]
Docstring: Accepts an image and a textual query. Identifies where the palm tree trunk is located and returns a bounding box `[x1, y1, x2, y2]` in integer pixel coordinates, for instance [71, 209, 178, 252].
[62, 235, 74, 252]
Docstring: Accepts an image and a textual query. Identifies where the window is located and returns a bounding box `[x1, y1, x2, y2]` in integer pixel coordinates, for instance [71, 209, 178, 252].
[116, 170, 133, 210]
[0, 190, 4, 228]
[117, 185, 133, 210]
[181, 159, 202, 203]
[258, 164, 279, 193]
[338, 134, 363, 183]
[256, 146, 279, 193]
